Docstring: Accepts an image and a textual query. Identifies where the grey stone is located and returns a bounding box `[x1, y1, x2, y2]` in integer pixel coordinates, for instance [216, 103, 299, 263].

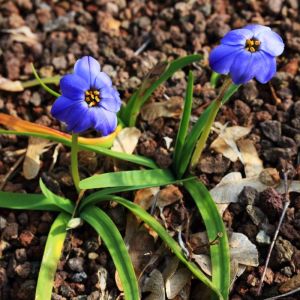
[246, 205, 266, 226]
[67, 257, 84, 272]
[261, 120, 282, 142]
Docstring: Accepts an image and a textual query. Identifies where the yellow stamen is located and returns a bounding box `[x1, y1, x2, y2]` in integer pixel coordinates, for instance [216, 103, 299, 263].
[85, 89, 101, 107]
[245, 38, 261, 52]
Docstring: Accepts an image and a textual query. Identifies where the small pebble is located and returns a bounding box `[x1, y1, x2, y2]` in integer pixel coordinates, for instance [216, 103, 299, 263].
[67, 257, 85, 272]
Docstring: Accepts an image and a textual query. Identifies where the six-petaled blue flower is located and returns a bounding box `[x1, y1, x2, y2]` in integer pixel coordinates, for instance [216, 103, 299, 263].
[209, 24, 284, 84]
[51, 56, 121, 135]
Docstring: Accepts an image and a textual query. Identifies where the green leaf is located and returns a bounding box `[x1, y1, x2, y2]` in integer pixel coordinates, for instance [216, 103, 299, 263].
[80, 143, 157, 169]
[177, 102, 213, 177]
[0, 129, 157, 169]
[79, 177, 195, 211]
[184, 179, 230, 300]
[173, 70, 194, 173]
[176, 82, 241, 178]
[210, 72, 221, 88]
[222, 83, 241, 104]
[121, 54, 202, 126]
[22, 75, 61, 89]
[39, 179, 74, 214]
[79, 168, 175, 190]
[0, 190, 69, 212]
[35, 212, 70, 300]
[31, 63, 61, 98]
[83, 195, 223, 299]
[80, 206, 139, 300]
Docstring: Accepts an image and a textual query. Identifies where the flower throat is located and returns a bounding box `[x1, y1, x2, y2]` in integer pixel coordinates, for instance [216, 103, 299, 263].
[245, 38, 261, 52]
[85, 90, 100, 107]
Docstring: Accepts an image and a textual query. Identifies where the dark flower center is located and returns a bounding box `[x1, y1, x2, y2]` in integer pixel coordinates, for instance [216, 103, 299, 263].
[245, 38, 261, 52]
[85, 90, 100, 107]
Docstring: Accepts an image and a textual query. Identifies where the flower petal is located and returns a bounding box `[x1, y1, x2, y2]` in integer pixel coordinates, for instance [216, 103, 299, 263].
[209, 44, 243, 74]
[51, 96, 82, 122]
[230, 51, 258, 84]
[94, 72, 112, 89]
[74, 56, 101, 88]
[65, 104, 91, 133]
[60, 74, 88, 100]
[244, 24, 271, 37]
[258, 30, 284, 56]
[99, 87, 121, 113]
[254, 52, 276, 83]
[221, 29, 253, 45]
[90, 107, 118, 136]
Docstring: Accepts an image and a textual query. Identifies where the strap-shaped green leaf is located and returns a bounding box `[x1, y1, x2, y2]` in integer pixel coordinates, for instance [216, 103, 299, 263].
[173, 71, 194, 173]
[39, 179, 74, 214]
[79, 169, 175, 190]
[120, 54, 202, 126]
[35, 212, 70, 300]
[184, 179, 230, 300]
[83, 196, 223, 299]
[0, 191, 68, 212]
[177, 82, 240, 178]
[79, 176, 195, 211]
[80, 206, 139, 300]
[0, 129, 157, 169]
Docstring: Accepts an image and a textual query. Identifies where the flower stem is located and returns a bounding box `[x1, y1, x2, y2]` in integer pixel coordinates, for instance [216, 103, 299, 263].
[190, 77, 232, 170]
[71, 133, 81, 193]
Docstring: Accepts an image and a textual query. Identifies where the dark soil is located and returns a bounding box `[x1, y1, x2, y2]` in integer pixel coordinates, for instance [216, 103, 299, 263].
[0, 0, 300, 299]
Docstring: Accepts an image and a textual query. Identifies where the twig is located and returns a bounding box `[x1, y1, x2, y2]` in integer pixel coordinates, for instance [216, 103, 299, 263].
[134, 37, 151, 56]
[264, 286, 300, 300]
[0, 155, 25, 190]
[257, 171, 290, 296]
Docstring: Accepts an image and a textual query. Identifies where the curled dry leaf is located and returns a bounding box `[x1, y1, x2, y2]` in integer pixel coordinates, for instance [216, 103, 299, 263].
[190, 232, 258, 287]
[210, 171, 300, 214]
[23, 137, 54, 180]
[0, 77, 24, 92]
[141, 96, 183, 123]
[237, 139, 263, 178]
[210, 123, 252, 162]
[142, 269, 165, 300]
[2, 26, 39, 46]
[111, 127, 141, 154]
[157, 185, 183, 208]
[230, 232, 259, 267]
[165, 268, 191, 299]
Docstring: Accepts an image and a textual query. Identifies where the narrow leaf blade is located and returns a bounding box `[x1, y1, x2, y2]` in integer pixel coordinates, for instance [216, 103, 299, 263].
[80, 206, 139, 300]
[121, 54, 201, 126]
[79, 169, 174, 190]
[83, 196, 222, 299]
[173, 71, 194, 173]
[39, 178, 74, 214]
[35, 212, 70, 300]
[0, 191, 64, 212]
[0, 129, 157, 169]
[79, 177, 195, 211]
[184, 179, 230, 300]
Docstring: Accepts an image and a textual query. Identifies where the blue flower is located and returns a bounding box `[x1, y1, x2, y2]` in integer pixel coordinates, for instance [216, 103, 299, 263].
[209, 24, 284, 84]
[51, 56, 121, 135]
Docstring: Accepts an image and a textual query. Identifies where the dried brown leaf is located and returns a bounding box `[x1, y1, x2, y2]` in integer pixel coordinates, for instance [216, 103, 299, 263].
[111, 127, 141, 154]
[165, 268, 191, 299]
[238, 139, 263, 178]
[2, 26, 39, 46]
[143, 269, 165, 300]
[157, 185, 183, 208]
[23, 137, 54, 180]
[141, 97, 183, 123]
[0, 76, 23, 92]
[210, 171, 300, 208]
[210, 123, 252, 162]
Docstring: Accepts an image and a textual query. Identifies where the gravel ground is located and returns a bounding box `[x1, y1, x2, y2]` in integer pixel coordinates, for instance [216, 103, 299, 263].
[0, 0, 299, 299]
